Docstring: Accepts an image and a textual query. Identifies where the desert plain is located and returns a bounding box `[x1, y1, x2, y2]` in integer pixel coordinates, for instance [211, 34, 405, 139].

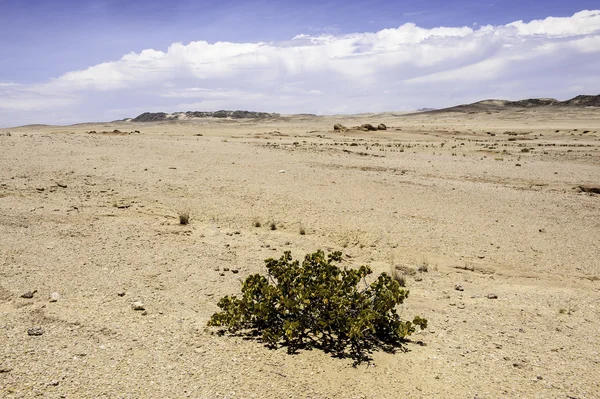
[0, 104, 599, 398]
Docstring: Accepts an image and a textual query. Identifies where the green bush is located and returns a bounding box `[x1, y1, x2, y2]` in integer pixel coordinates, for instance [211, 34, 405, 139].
[208, 250, 427, 362]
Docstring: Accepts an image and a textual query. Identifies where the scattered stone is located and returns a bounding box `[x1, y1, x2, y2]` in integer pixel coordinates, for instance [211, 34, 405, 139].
[49, 292, 60, 302]
[223, 267, 230, 272]
[36, 187, 45, 191]
[455, 284, 464, 291]
[20, 290, 37, 299]
[360, 123, 378, 131]
[515, 163, 521, 167]
[219, 273, 225, 276]
[487, 293, 498, 299]
[27, 327, 44, 336]
[214, 267, 220, 271]
[278, 169, 286, 173]
[117, 292, 126, 297]
[47, 380, 59, 387]
[0, 366, 12, 373]
[232, 269, 239, 274]
[131, 301, 145, 311]
[56, 182, 67, 188]
[577, 185, 600, 194]
[141, 310, 148, 316]
[377, 123, 387, 130]
[457, 303, 466, 309]
[333, 123, 348, 131]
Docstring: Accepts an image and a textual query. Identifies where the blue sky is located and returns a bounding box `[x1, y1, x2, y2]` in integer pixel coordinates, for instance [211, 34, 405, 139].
[1, 0, 599, 126]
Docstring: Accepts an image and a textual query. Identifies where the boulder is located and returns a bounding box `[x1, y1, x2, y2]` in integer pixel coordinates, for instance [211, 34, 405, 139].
[377, 123, 387, 130]
[333, 123, 348, 131]
[361, 124, 378, 131]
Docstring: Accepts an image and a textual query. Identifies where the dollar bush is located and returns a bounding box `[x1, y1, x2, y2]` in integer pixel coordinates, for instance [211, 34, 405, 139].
[208, 250, 427, 362]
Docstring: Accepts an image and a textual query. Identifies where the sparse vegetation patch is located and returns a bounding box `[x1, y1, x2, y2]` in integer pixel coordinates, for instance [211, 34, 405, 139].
[208, 250, 427, 363]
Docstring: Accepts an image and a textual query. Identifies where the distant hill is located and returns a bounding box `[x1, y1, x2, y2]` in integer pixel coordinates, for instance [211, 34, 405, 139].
[428, 95, 600, 113]
[130, 110, 280, 122]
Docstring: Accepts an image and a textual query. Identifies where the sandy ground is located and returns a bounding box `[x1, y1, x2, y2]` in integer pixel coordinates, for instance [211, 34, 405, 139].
[0, 107, 599, 399]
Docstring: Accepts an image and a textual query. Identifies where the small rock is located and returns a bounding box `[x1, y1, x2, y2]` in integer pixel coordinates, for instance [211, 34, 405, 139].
[56, 182, 67, 188]
[515, 163, 521, 167]
[377, 123, 387, 130]
[49, 292, 60, 302]
[577, 185, 600, 194]
[117, 292, 126, 297]
[131, 301, 145, 311]
[360, 123, 377, 131]
[36, 187, 45, 191]
[27, 327, 44, 336]
[487, 293, 498, 299]
[231, 269, 239, 274]
[457, 303, 466, 309]
[0, 366, 12, 373]
[219, 273, 225, 276]
[141, 310, 148, 316]
[278, 169, 286, 173]
[214, 267, 220, 271]
[48, 380, 59, 387]
[333, 123, 348, 131]
[223, 267, 230, 272]
[455, 284, 464, 291]
[21, 290, 37, 299]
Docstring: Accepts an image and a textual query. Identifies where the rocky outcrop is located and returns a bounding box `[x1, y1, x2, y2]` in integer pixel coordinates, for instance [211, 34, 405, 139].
[131, 110, 280, 122]
[360, 124, 378, 131]
[560, 95, 600, 107]
[333, 123, 348, 131]
[424, 94, 600, 114]
[133, 112, 168, 122]
[505, 98, 559, 107]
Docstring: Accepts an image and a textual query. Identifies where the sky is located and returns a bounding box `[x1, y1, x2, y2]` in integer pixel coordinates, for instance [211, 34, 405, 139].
[0, 0, 599, 126]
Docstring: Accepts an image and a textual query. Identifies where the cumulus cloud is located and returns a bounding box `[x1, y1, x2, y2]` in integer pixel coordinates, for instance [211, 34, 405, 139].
[2, 10, 599, 126]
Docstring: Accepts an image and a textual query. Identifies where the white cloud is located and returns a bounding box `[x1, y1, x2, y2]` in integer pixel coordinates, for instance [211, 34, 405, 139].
[2, 10, 600, 126]
[507, 10, 600, 37]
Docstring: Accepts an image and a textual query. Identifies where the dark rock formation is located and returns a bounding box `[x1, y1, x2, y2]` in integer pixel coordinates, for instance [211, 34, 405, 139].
[420, 94, 600, 114]
[131, 110, 280, 122]
[360, 124, 378, 131]
[505, 98, 559, 107]
[560, 95, 600, 107]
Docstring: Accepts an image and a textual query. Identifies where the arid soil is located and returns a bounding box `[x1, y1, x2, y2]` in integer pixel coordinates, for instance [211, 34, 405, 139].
[1, 107, 599, 398]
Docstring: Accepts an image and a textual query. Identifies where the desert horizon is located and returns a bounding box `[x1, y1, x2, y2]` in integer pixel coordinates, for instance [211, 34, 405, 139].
[4, 94, 600, 129]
